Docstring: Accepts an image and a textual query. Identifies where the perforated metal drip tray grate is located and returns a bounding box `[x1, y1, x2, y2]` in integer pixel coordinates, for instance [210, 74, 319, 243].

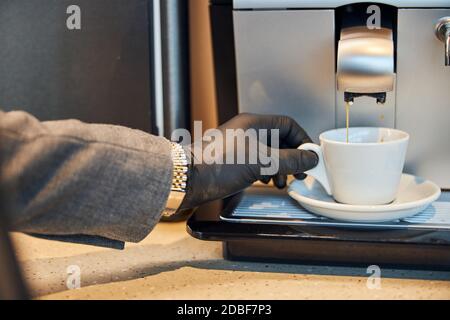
[187, 186, 450, 269]
[220, 187, 450, 231]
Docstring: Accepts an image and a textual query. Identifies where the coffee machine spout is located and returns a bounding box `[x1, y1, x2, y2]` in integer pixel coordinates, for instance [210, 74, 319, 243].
[435, 17, 450, 66]
[337, 27, 395, 102]
[344, 92, 387, 104]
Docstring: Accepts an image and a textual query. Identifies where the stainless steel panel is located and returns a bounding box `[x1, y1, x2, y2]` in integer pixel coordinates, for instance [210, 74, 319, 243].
[233, 10, 335, 142]
[397, 9, 450, 189]
[234, 0, 450, 10]
[160, 0, 191, 138]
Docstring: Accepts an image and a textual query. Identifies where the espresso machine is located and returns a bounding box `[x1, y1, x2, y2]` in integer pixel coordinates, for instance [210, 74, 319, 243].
[187, 0, 450, 269]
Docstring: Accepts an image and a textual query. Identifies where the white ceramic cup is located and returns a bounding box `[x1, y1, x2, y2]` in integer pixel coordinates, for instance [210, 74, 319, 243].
[299, 127, 409, 205]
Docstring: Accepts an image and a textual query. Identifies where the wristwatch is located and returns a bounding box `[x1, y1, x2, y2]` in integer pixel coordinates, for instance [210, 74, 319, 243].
[162, 142, 189, 218]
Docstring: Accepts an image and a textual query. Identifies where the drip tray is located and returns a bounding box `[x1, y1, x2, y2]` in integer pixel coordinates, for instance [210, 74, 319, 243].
[221, 187, 450, 231]
[187, 187, 450, 269]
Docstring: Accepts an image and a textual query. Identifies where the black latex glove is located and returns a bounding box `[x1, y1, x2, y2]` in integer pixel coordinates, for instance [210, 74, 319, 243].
[180, 113, 318, 210]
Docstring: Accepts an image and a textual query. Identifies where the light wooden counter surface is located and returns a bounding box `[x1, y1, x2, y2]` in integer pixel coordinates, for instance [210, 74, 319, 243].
[11, 222, 450, 300]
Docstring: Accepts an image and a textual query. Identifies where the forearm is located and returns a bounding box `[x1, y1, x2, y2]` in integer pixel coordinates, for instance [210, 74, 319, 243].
[0, 110, 172, 243]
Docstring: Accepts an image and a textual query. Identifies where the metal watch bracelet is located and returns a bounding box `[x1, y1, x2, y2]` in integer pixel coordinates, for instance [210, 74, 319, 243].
[162, 142, 189, 218]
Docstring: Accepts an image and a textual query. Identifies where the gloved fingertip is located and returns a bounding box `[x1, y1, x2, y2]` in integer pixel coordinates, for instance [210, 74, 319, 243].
[300, 150, 319, 171]
[294, 173, 307, 180]
[273, 175, 287, 189]
[259, 176, 271, 184]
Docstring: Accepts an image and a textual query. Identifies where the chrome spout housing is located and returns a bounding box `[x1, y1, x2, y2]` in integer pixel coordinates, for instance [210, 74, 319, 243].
[337, 27, 395, 96]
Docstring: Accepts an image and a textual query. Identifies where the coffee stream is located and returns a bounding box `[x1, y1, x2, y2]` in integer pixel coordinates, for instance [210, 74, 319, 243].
[345, 101, 351, 143]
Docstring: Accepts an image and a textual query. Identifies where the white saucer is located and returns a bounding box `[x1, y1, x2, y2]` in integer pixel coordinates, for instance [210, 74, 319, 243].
[288, 174, 441, 223]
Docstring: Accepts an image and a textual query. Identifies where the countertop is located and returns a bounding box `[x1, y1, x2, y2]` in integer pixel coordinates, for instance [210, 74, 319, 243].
[11, 221, 450, 300]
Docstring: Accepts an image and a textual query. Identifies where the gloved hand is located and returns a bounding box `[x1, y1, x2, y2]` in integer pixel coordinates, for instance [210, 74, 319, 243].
[180, 113, 318, 210]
